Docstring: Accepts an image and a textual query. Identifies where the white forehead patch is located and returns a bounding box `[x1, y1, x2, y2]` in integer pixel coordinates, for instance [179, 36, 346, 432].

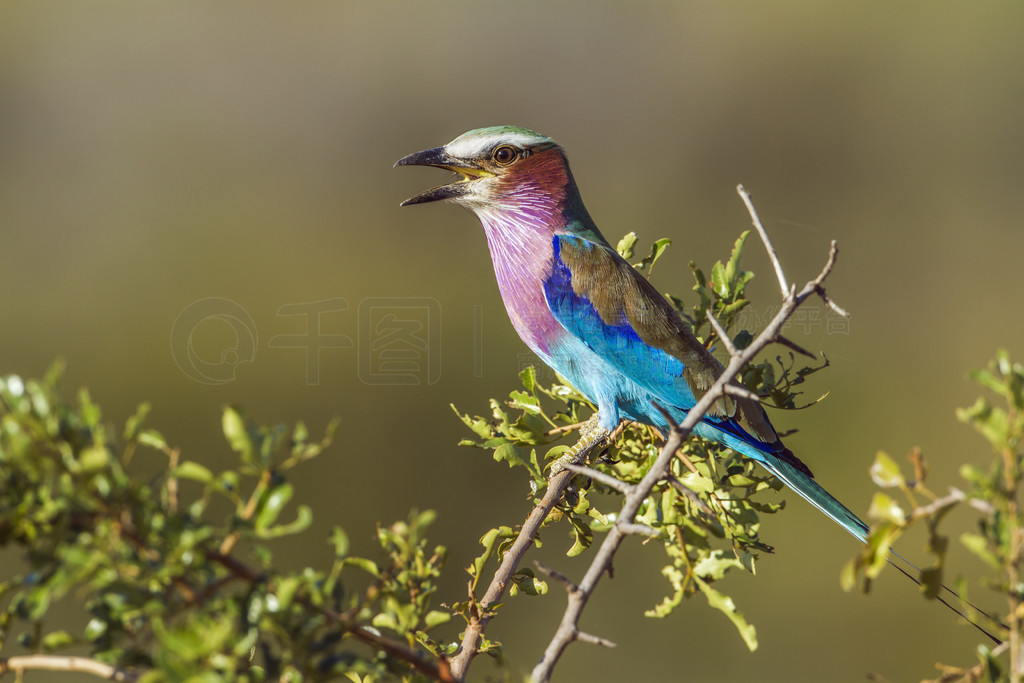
[445, 128, 552, 159]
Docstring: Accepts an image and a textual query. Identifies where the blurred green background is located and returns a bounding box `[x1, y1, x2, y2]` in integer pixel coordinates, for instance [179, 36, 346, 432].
[2, 2, 1022, 681]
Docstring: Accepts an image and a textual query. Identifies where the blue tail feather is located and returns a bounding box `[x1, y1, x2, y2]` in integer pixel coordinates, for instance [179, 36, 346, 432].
[732, 442, 1002, 644]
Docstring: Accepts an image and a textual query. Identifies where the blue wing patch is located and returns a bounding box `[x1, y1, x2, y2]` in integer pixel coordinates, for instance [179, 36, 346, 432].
[543, 234, 788, 463]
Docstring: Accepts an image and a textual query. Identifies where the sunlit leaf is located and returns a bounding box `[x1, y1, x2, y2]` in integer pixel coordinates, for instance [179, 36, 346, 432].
[869, 451, 904, 488]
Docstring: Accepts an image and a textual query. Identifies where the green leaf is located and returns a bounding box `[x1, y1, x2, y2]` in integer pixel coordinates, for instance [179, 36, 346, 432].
[79, 445, 109, 472]
[172, 461, 214, 484]
[695, 576, 758, 651]
[494, 443, 528, 469]
[867, 492, 906, 525]
[424, 610, 452, 628]
[256, 483, 294, 531]
[222, 406, 254, 461]
[510, 569, 548, 596]
[83, 618, 106, 642]
[41, 630, 75, 651]
[956, 397, 1010, 450]
[961, 532, 1002, 571]
[330, 526, 350, 558]
[257, 505, 312, 539]
[508, 390, 541, 415]
[519, 365, 538, 393]
[123, 402, 152, 441]
[635, 237, 672, 275]
[450, 404, 496, 441]
[471, 527, 514, 584]
[137, 428, 168, 450]
[566, 515, 592, 557]
[710, 261, 728, 297]
[724, 231, 750, 290]
[341, 557, 380, 576]
[868, 451, 904, 488]
[694, 550, 744, 581]
[274, 576, 302, 610]
[616, 231, 638, 259]
[839, 558, 858, 592]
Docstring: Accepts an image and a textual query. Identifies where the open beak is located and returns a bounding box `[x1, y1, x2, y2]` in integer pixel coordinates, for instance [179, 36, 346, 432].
[394, 147, 493, 206]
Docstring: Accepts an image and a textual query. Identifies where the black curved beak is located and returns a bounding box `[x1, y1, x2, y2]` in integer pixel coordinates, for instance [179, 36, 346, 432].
[394, 147, 491, 206]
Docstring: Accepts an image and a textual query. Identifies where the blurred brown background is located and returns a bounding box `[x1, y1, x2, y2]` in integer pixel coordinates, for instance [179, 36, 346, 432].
[2, 2, 1022, 681]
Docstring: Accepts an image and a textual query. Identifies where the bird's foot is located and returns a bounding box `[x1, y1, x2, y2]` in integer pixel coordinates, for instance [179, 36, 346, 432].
[548, 412, 610, 477]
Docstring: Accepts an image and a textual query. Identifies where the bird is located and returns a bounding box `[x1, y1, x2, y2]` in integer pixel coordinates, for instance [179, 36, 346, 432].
[395, 125, 997, 640]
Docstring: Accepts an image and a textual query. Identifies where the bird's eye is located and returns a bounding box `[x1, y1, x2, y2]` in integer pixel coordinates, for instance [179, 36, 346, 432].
[492, 145, 519, 166]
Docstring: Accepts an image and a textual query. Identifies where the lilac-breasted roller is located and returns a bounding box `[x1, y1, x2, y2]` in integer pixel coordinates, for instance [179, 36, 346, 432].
[395, 126, 994, 637]
[395, 126, 860, 537]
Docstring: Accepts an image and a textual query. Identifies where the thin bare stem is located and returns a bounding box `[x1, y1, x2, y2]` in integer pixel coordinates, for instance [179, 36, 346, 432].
[618, 522, 661, 538]
[562, 463, 633, 494]
[737, 184, 789, 297]
[576, 631, 617, 648]
[908, 488, 966, 521]
[450, 435, 607, 680]
[777, 335, 817, 360]
[723, 383, 761, 403]
[219, 468, 272, 556]
[545, 421, 585, 436]
[535, 561, 579, 591]
[0, 655, 138, 681]
[666, 474, 716, 517]
[705, 309, 738, 356]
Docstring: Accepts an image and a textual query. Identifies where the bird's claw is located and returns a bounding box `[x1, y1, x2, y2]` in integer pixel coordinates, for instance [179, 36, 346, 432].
[548, 413, 610, 477]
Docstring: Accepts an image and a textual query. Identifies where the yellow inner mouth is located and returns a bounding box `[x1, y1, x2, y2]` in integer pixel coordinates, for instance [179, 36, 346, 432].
[444, 165, 495, 182]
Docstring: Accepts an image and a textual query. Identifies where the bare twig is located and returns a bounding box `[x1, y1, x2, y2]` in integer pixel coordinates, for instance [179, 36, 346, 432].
[545, 421, 585, 436]
[562, 462, 633, 494]
[618, 523, 661, 538]
[166, 447, 180, 514]
[737, 184, 789, 297]
[0, 655, 138, 681]
[219, 468, 272, 556]
[929, 641, 1009, 683]
[723, 383, 761, 403]
[576, 631, 617, 648]
[535, 561, 579, 592]
[777, 334, 817, 360]
[705, 309, 738, 356]
[908, 488, 967, 521]
[531, 422, 687, 682]
[666, 474, 716, 517]
[449, 438, 606, 680]
[530, 188, 846, 682]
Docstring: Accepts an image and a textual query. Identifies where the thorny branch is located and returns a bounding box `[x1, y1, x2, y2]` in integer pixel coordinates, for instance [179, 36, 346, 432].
[529, 185, 849, 682]
[449, 467, 591, 679]
[450, 420, 637, 676]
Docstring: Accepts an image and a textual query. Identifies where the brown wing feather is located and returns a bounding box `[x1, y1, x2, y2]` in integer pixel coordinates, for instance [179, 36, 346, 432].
[558, 237, 780, 445]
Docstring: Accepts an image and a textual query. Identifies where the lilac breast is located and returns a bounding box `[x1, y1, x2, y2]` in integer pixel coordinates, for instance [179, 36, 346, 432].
[475, 205, 566, 356]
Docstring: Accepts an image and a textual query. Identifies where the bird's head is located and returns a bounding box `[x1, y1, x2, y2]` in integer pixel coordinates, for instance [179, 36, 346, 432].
[395, 126, 574, 213]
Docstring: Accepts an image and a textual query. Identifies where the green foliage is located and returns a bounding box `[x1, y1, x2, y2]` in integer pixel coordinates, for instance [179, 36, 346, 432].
[0, 232, 835, 680]
[452, 233, 829, 652]
[0, 366, 451, 682]
[845, 350, 1024, 682]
